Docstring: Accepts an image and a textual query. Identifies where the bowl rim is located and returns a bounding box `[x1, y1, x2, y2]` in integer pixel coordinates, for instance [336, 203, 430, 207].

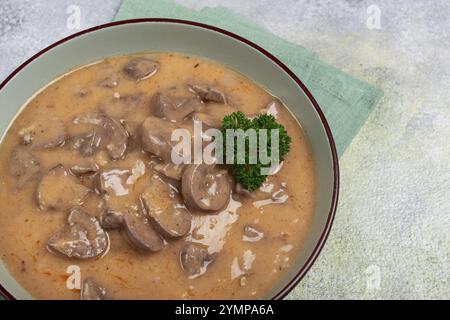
[0, 18, 339, 300]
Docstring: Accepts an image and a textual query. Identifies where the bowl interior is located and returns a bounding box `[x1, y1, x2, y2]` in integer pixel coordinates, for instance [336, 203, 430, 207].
[0, 21, 337, 299]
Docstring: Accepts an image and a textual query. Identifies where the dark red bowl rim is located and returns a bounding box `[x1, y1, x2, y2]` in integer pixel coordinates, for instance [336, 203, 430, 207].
[0, 18, 339, 300]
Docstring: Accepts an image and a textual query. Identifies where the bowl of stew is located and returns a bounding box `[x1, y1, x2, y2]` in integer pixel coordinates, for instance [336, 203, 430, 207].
[0, 19, 338, 300]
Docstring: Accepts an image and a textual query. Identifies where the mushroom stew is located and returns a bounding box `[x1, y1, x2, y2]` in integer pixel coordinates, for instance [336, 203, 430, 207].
[0, 53, 316, 299]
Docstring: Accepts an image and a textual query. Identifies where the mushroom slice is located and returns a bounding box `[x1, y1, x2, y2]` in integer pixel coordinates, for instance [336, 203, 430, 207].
[47, 207, 109, 259]
[181, 164, 231, 212]
[71, 131, 102, 157]
[95, 168, 131, 197]
[152, 93, 202, 122]
[180, 242, 216, 278]
[122, 208, 164, 252]
[189, 84, 227, 104]
[37, 165, 89, 211]
[205, 88, 227, 104]
[99, 94, 143, 120]
[188, 84, 209, 100]
[123, 58, 159, 81]
[81, 277, 107, 300]
[69, 163, 99, 176]
[9, 146, 40, 188]
[73, 113, 128, 160]
[140, 116, 179, 162]
[140, 175, 191, 238]
[18, 117, 67, 148]
[152, 161, 185, 181]
[100, 210, 124, 229]
[243, 225, 264, 242]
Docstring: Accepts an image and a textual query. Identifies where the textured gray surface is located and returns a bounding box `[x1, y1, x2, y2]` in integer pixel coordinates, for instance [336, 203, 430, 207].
[0, 0, 449, 299]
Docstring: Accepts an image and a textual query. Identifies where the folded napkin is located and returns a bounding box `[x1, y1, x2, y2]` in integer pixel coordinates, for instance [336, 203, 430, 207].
[115, 0, 383, 156]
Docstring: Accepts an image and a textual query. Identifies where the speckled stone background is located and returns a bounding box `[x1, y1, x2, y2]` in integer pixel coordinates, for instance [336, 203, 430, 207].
[0, 0, 448, 299]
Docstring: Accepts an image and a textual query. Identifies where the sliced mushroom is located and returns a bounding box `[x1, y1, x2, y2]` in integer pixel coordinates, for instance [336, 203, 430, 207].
[9, 146, 40, 188]
[100, 210, 124, 229]
[71, 131, 102, 157]
[152, 161, 186, 181]
[81, 278, 107, 300]
[189, 84, 227, 104]
[152, 92, 202, 122]
[140, 116, 179, 162]
[243, 225, 264, 242]
[123, 58, 159, 81]
[69, 163, 99, 176]
[47, 207, 109, 259]
[37, 165, 89, 211]
[99, 94, 143, 120]
[180, 242, 216, 278]
[73, 113, 128, 160]
[95, 168, 131, 197]
[140, 175, 191, 238]
[122, 208, 164, 252]
[188, 84, 209, 99]
[181, 164, 231, 212]
[205, 88, 227, 104]
[18, 117, 67, 148]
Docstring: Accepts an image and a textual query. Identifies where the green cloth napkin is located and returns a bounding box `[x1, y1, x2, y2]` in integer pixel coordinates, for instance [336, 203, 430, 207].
[115, 0, 383, 156]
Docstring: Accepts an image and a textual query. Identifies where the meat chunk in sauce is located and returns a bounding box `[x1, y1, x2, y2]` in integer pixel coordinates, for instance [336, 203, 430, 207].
[122, 207, 165, 252]
[37, 165, 89, 211]
[18, 117, 67, 148]
[181, 164, 231, 212]
[140, 175, 191, 238]
[123, 58, 159, 81]
[81, 278, 107, 300]
[73, 113, 128, 160]
[9, 146, 40, 188]
[47, 207, 109, 259]
[180, 242, 216, 278]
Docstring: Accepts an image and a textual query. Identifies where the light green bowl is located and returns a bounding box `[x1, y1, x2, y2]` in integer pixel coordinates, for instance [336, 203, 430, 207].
[0, 19, 339, 300]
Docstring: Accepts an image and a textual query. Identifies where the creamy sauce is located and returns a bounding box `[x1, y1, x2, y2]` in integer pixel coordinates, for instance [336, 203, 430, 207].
[0, 52, 316, 299]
